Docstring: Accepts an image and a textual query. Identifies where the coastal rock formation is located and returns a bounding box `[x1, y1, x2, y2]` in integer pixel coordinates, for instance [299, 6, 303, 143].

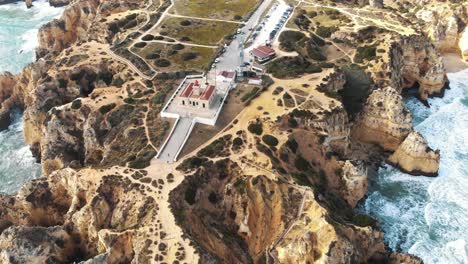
[340, 160, 368, 207]
[388, 131, 440, 176]
[171, 158, 386, 263]
[36, 0, 100, 58]
[0, 73, 17, 130]
[390, 36, 448, 101]
[413, 1, 468, 57]
[353, 87, 413, 151]
[460, 27, 468, 61]
[0, 167, 175, 263]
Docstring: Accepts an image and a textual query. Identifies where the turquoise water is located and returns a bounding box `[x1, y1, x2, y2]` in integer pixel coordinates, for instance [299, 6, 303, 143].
[0, 0, 64, 194]
[361, 69, 468, 264]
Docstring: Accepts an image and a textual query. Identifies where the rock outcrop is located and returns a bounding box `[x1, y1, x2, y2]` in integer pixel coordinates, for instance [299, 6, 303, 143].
[413, 1, 468, 58]
[460, 27, 468, 61]
[0, 73, 17, 130]
[390, 36, 448, 101]
[388, 131, 440, 176]
[353, 87, 413, 151]
[0, 167, 172, 263]
[36, 0, 101, 58]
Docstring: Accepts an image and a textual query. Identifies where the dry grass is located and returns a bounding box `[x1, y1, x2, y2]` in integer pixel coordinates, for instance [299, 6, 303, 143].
[171, 0, 261, 20]
[155, 17, 238, 45]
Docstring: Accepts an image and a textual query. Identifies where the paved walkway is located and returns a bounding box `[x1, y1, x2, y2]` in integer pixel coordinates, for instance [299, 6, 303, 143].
[159, 117, 193, 163]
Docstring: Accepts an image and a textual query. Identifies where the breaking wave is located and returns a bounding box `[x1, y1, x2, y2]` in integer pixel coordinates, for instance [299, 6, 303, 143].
[361, 69, 468, 264]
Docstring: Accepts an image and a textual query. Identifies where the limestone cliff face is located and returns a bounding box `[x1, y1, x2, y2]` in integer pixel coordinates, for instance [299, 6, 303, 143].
[171, 158, 388, 264]
[0, 167, 165, 263]
[390, 35, 448, 100]
[352, 87, 413, 151]
[460, 27, 468, 61]
[388, 131, 440, 176]
[36, 0, 100, 58]
[414, 1, 468, 56]
[0, 73, 17, 130]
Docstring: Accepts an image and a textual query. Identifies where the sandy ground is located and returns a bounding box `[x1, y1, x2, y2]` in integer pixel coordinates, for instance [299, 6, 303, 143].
[442, 53, 468, 73]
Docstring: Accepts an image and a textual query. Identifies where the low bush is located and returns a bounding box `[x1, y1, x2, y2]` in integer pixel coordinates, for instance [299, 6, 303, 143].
[180, 20, 192, 26]
[316, 26, 338, 38]
[155, 59, 171, 67]
[181, 52, 198, 61]
[262, 134, 279, 147]
[134, 42, 147, 48]
[99, 103, 116, 115]
[248, 122, 263, 135]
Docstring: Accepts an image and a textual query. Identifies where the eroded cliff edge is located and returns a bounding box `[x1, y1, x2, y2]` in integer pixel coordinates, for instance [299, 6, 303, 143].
[0, 0, 465, 263]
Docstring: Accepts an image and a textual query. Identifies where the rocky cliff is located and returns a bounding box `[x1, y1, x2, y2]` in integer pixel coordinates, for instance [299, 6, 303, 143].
[352, 87, 413, 151]
[0, 0, 454, 262]
[389, 36, 448, 101]
[388, 131, 440, 176]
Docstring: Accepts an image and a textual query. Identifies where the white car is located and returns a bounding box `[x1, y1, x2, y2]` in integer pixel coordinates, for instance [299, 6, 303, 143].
[214, 58, 220, 63]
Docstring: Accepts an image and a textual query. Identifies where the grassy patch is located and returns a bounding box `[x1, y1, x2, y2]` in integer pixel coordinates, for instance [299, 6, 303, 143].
[157, 17, 238, 46]
[267, 56, 322, 79]
[133, 42, 216, 72]
[172, 0, 260, 20]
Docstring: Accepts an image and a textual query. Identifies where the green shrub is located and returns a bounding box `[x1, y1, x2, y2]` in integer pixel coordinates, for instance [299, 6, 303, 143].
[286, 139, 298, 153]
[184, 185, 197, 205]
[295, 156, 311, 171]
[352, 214, 377, 227]
[99, 103, 116, 115]
[262, 134, 279, 147]
[152, 92, 166, 105]
[241, 86, 260, 103]
[316, 26, 338, 38]
[145, 53, 160, 60]
[134, 42, 147, 48]
[155, 59, 171, 67]
[355, 45, 377, 62]
[267, 56, 322, 78]
[234, 178, 246, 194]
[71, 99, 82, 110]
[291, 173, 313, 187]
[180, 20, 192, 26]
[172, 43, 185, 50]
[181, 52, 198, 61]
[279, 31, 307, 52]
[142, 34, 154, 41]
[233, 137, 243, 146]
[248, 122, 263, 135]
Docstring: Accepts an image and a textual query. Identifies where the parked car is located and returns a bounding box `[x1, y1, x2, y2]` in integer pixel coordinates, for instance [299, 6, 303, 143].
[214, 58, 220, 63]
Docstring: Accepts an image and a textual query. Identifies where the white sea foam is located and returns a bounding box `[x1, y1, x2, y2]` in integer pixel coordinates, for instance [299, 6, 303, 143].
[0, 1, 64, 194]
[361, 69, 468, 263]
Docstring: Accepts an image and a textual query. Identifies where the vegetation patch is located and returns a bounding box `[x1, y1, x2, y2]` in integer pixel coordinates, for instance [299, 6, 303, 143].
[339, 64, 374, 119]
[262, 134, 279, 147]
[172, 0, 260, 20]
[267, 56, 322, 79]
[248, 122, 263, 135]
[155, 17, 238, 46]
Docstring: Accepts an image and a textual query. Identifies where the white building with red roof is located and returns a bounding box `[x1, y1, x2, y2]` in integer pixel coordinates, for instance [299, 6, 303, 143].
[250, 45, 276, 63]
[179, 80, 216, 109]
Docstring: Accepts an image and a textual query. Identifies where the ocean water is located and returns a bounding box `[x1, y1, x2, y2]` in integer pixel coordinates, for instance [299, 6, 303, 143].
[361, 69, 468, 264]
[0, 0, 64, 194]
[0, 0, 64, 73]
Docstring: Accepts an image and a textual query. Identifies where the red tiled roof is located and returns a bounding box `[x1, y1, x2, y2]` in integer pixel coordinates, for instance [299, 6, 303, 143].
[220, 71, 236, 79]
[180, 82, 194, 98]
[200, 85, 216, 100]
[251, 46, 276, 59]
